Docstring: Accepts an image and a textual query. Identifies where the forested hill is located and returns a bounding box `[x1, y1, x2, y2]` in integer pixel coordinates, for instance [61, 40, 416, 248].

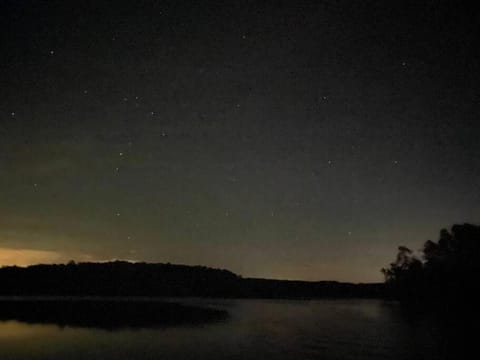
[0, 261, 383, 299]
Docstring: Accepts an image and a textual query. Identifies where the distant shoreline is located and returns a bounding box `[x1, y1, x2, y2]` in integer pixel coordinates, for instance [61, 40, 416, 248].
[0, 261, 385, 299]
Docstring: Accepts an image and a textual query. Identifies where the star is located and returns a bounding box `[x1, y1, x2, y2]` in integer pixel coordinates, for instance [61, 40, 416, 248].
[11, 112, 15, 117]
[49, 50, 55, 55]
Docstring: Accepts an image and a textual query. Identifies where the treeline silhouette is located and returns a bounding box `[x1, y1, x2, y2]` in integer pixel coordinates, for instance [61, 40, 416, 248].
[382, 223, 480, 306]
[381, 223, 480, 356]
[0, 261, 383, 299]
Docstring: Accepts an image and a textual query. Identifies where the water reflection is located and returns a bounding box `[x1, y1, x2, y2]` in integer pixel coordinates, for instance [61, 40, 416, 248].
[0, 299, 462, 360]
[0, 299, 228, 330]
[0, 320, 59, 339]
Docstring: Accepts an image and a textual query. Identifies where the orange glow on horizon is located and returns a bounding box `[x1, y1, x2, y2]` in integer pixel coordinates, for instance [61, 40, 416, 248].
[0, 247, 140, 267]
[0, 248, 65, 267]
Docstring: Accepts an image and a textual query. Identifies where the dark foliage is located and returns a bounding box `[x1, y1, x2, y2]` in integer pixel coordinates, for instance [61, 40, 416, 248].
[382, 223, 480, 307]
[0, 262, 241, 297]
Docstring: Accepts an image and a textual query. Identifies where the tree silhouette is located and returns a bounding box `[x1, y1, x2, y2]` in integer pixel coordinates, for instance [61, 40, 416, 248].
[381, 246, 423, 299]
[382, 223, 480, 304]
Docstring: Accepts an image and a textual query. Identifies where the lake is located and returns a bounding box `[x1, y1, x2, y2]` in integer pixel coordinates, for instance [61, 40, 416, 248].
[0, 298, 454, 359]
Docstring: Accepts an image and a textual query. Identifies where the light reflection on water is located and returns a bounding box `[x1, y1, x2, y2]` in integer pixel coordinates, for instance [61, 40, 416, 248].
[0, 299, 446, 360]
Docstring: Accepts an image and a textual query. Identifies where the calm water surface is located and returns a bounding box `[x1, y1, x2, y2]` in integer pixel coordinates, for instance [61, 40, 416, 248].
[0, 299, 448, 360]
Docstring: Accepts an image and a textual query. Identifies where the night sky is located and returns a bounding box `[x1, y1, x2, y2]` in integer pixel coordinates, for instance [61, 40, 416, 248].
[1, 0, 479, 282]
